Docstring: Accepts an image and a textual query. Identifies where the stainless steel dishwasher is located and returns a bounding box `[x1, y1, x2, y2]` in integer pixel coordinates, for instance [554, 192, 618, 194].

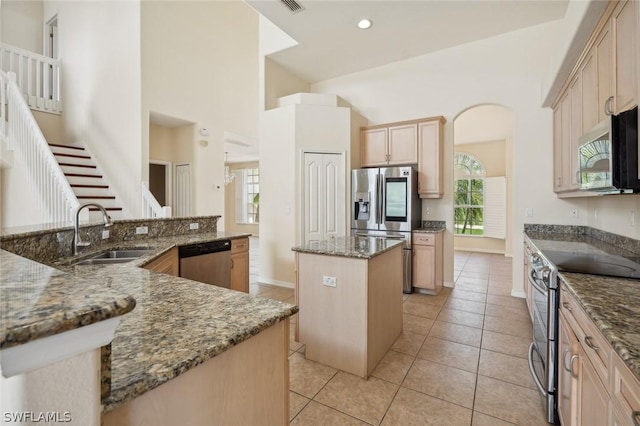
[178, 240, 231, 288]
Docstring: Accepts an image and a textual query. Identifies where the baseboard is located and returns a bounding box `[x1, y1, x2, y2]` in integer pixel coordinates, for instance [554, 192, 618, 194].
[257, 277, 294, 289]
[444, 281, 455, 288]
[511, 290, 526, 299]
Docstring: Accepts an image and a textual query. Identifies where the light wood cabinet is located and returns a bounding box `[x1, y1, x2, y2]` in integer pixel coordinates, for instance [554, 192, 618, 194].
[144, 247, 178, 276]
[361, 123, 417, 166]
[596, 24, 613, 123]
[581, 49, 599, 133]
[580, 347, 611, 426]
[417, 118, 445, 199]
[612, 0, 638, 114]
[554, 92, 572, 193]
[558, 310, 580, 426]
[412, 232, 443, 294]
[611, 354, 640, 426]
[361, 117, 445, 198]
[230, 238, 249, 293]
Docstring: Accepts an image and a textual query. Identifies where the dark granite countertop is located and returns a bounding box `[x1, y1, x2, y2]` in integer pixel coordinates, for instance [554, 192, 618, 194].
[412, 227, 445, 234]
[524, 230, 640, 382]
[291, 236, 404, 259]
[2, 229, 298, 413]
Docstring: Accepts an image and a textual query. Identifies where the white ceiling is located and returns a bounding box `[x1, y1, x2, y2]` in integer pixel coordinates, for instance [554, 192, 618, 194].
[247, 0, 570, 84]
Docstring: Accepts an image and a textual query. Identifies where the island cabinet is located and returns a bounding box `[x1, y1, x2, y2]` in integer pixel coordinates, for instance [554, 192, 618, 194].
[361, 123, 417, 166]
[102, 319, 290, 426]
[230, 237, 249, 293]
[411, 231, 443, 294]
[360, 116, 445, 198]
[558, 283, 640, 426]
[293, 238, 403, 378]
[143, 247, 178, 276]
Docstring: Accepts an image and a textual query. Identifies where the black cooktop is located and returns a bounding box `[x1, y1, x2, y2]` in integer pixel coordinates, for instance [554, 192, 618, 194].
[542, 249, 640, 280]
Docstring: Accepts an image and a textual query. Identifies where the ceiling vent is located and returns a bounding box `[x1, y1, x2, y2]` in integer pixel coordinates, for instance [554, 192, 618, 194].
[280, 0, 305, 14]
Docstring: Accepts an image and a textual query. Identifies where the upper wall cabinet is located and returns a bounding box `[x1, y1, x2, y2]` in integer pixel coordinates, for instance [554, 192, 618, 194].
[361, 123, 417, 166]
[552, 0, 638, 196]
[361, 116, 445, 198]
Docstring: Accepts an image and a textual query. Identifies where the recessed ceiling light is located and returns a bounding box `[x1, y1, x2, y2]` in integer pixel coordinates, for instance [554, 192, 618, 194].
[357, 19, 372, 30]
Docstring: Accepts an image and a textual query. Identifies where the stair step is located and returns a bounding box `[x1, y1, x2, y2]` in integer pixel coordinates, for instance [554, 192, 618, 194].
[49, 143, 85, 151]
[77, 195, 116, 200]
[59, 162, 96, 169]
[71, 184, 109, 189]
[53, 152, 91, 160]
[65, 173, 103, 178]
[89, 207, 122, 211]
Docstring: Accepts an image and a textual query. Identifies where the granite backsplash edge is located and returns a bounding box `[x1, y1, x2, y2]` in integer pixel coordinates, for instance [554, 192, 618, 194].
[524, 224, 640, 255]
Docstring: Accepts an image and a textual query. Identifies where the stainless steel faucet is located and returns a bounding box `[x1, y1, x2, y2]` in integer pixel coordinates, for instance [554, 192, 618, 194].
[73, 202, 112, 255]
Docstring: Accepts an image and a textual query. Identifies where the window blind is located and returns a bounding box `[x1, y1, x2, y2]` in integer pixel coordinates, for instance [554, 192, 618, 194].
[483, 176, 506, 239]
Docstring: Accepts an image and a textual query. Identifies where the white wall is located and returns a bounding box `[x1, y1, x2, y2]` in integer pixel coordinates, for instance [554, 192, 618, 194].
[141, 1, 259, 229]
[0, 0, 43, 53]
[311, 20, 591, 295]
[44, 0, 142, 218]
[225, 161, 260, 235]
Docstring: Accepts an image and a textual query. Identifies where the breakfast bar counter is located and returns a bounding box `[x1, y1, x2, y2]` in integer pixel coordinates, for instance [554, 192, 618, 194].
[292, 236, 404, 377]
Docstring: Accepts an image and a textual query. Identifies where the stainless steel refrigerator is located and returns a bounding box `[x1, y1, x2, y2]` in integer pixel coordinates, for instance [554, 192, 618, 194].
[351, 166, 421, 293]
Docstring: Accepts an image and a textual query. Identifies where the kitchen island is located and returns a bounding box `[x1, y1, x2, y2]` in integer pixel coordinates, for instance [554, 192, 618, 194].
[292, 236, 403, 378]
[1, 217, 297, 426]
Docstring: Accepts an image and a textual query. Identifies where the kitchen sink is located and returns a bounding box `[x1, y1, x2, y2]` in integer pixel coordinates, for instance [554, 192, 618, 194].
[74, 249, 155, 266]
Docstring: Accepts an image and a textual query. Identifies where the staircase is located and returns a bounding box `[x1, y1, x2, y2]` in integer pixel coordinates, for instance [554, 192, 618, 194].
[48, 143, 124, 219]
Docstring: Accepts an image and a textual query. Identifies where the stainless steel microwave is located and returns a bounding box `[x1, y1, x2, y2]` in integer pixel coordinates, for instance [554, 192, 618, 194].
[578, 106, 639, 193]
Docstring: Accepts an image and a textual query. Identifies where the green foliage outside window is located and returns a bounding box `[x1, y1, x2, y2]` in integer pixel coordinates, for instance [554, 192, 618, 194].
[454, 153, 485, 236]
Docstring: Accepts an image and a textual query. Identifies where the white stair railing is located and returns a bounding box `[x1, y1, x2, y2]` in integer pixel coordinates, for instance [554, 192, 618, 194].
[141, 182, 171, 218]
[0, 70, 6, 140]
[4, 71, 79, 224]
[0, 43, 62, 114]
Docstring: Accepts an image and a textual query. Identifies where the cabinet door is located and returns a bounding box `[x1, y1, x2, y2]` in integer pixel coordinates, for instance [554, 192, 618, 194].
[612, 0, 638, 114]
[596, 23, 614, 122]
[581, 50, 598, 134]
[553, 100, 564, 192]
[579, 348, 610, 426]
[361, 128, 388, 167]
[388, 124, 417, 165]
[558, 312, 580, 426]
[417, 120, 443, 198]
[144, 247, 178, 276]
[412, 244, 435, 290]
[230, 251, 249, 293]
[569, 76, 582, 190]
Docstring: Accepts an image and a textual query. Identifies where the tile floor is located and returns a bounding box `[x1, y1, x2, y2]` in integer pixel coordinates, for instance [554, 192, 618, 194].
[248, 238, 548, 425]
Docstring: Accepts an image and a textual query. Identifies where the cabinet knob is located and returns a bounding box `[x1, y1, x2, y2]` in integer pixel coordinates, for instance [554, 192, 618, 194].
[562, 302, 572, 312]
[584, 335, 599, 351]
[604, 96, 614, 116]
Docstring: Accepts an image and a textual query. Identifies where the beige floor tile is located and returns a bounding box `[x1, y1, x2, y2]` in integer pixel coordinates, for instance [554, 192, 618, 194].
[474, 376, 548, 426]
[437, 308, 485, 329]
[315, 371, 398, 425]
[381, 387, 472, 426]
[483, 316, 532, 338]
[391, 331, 427, 356]
[402, 358, 477, 408]
[406, 293, 448, 307]
[450, 288, 487, 303]
[429, 320, 483, 347]
[403, 314, 434, 335]
[439, 287, 452, 296]
[290, 401, 369, 426]
[445, 297, 486, 314]
[484, 303, 531, 322]
[417, 337, 480, 373]
[459, 271, 490, 280]
[455, 282, 489, 293]
[403, 301, 441, 319]
[371, 350, 415, 385]
[486, 294, 527, 309]
[472, 412, 517, 425]
[478, 349, 537, 390]
[481, 330, 531, 359]
[289, 391, 310, 421]
[288, 352, 338, 398]
[487, 285, 513, 296]
[457, 276, 489, 285]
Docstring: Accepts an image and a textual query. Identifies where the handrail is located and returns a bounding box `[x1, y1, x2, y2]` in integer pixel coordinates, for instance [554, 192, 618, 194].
[0, 70, 6, 139]
[0, 43, 61, 114]
[4, 71, 79, 223]
[141, 182, 171, 218]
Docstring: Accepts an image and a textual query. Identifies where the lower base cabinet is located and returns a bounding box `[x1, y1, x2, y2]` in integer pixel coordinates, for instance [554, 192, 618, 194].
[411, 232, 443, 294]
[230, 238, 249, 293]
[143, 247, 178, 276]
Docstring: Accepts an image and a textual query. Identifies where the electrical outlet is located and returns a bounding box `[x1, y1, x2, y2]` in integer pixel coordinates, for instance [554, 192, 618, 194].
[630, 211, 636, 227]
[570, 208, 578, 219]
[102, 229, 110, 240]
[136, 226, 148, 235]
[322, 276, 337, 287]
[525, 208, 533, 218]
[426, 207, 431, 216]
[189, 222, 199, 230]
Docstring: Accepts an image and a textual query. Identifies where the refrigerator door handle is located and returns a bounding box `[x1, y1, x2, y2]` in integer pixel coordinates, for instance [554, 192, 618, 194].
[378, 173, 384, 225]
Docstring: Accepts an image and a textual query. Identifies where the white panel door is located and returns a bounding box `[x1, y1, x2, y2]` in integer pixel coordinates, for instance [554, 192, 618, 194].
[174, 163, 192, 217]
[303, 153, 345, 244]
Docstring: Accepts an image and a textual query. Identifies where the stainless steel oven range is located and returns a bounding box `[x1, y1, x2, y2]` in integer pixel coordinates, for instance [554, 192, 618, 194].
[527, 250, 559, 424]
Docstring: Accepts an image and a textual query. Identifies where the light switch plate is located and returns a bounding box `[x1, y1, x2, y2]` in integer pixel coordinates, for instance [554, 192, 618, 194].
[322, 276, 337, 287]
[189, 222, 199, 230]
[136, 226, 148, 235]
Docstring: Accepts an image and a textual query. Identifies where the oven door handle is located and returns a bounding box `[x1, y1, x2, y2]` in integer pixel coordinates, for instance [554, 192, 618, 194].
[528, 269, 548, 295]
[527, 342, 547, 397]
